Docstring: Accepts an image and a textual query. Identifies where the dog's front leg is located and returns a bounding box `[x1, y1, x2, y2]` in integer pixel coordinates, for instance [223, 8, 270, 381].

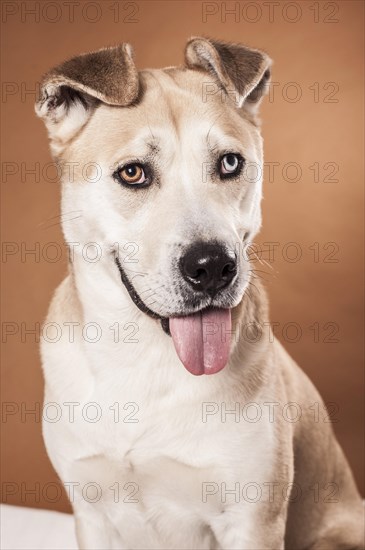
[210, 505, 286, 550]
[73, 504, 123, 550]
[74, 513, 110, 550]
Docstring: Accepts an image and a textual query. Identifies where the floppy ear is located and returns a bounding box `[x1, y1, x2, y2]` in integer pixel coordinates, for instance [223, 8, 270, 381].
[35, 44, 139, 154]
[185, 37, 271, 119]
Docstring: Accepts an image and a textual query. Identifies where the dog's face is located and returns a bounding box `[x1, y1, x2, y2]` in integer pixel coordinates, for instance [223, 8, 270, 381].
[37, 38, 271, 375]
[60, 69, 265, 316]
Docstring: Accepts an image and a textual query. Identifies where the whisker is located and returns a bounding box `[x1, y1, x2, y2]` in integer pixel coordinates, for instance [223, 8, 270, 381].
[248, 268, 275, 282]
[47, 210, 83, 220]
[42, 215, 83, 230]
[38, 210, 84, 227]
[122, 267, 148, 277]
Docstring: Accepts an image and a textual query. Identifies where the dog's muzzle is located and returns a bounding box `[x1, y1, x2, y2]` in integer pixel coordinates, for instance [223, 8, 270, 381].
[115, 241, 237, 377]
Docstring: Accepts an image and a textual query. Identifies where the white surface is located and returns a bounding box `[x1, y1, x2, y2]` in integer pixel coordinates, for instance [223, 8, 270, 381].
[0, 504, 78, 550]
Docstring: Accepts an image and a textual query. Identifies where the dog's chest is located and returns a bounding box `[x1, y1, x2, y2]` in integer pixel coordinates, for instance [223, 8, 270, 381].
[51, 373, 273, 549]
[63, 391, 227, 548]
[43, 324, 275, 549]
[72, 446, 221, 549]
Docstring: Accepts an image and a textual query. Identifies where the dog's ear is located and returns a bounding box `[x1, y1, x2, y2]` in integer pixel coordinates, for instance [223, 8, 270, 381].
[35, 44, 139, 154]
[185, 37, 271, 119]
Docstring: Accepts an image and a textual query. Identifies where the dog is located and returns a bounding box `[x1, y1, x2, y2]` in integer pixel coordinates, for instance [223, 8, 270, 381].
[36, 38, 364, 550]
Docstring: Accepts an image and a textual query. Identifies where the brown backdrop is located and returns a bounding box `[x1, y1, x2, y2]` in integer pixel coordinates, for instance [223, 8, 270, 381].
[1, 0, 364, 512]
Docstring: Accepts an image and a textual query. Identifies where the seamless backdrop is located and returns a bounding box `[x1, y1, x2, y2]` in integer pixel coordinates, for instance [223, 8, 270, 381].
[1, 0, 364, 512]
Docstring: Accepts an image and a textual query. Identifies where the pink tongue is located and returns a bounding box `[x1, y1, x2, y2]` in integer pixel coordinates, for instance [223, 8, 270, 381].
[170, 309, 231, 376]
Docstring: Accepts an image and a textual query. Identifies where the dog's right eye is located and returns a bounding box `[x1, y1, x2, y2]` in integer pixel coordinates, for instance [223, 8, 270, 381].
[114, 163, 150, 188]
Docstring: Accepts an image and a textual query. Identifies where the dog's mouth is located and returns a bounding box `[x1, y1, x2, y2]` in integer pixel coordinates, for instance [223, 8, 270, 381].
[115, 257, 232, 376]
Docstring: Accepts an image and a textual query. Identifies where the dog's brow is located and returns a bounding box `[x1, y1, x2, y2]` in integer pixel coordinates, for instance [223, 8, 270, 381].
[143, 110, 157, 143]
[146, 140, 160, 155]
[206, 113, 223, 147]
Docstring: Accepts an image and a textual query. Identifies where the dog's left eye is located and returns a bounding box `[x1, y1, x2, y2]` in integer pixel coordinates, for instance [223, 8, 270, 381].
[219, 153, 244, 178]
[114, 163, 150, 187]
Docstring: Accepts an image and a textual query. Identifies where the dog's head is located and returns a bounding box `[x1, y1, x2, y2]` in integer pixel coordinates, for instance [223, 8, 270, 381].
[36, 38, 271, 376]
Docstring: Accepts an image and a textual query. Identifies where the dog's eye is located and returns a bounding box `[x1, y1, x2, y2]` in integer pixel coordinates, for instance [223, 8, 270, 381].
[219, 153, 244, 179]
[115, 163, 149, 187]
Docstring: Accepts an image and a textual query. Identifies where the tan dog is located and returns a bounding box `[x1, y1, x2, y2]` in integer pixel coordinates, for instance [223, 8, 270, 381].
[36, 38, 364, 550]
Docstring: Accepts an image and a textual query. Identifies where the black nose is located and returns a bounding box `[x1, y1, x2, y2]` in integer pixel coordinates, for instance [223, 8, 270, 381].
[180, 242, 237, 295]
